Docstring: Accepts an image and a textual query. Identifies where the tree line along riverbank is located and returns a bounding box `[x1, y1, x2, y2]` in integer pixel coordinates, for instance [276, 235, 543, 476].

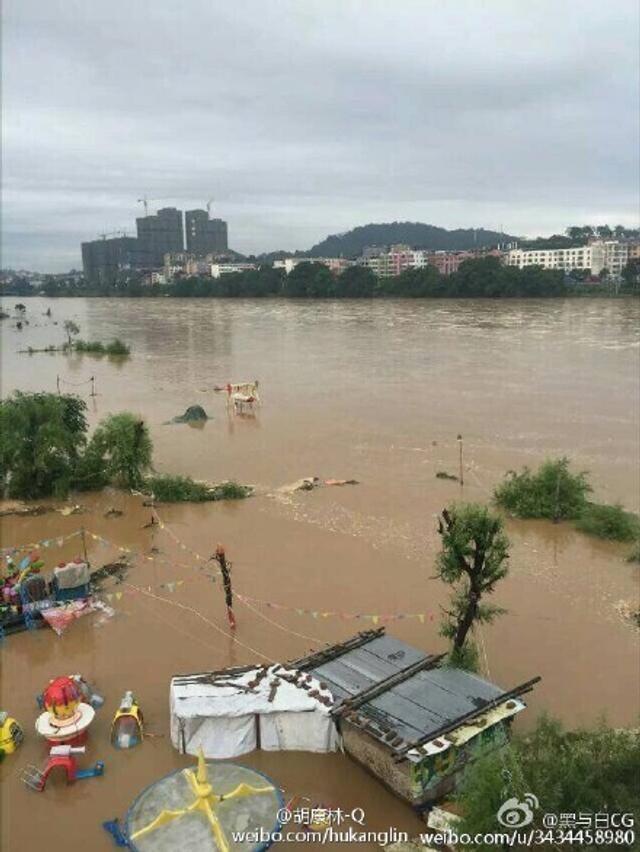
[28, 256, 640, 298]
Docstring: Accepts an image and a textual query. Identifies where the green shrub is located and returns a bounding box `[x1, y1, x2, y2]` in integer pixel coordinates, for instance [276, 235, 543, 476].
[494, 457, 591, 520]
[436, 470, 458, 481]
[145, 474, 213, 502]
[72, 338, 130, 355]
[75, 339, 106, 353]
[0, 392, 88, 498]
[210, 481, 253, 500]
[105, 338, 130, 356]
[144, 474, 252, 503]
[575, 502, 640, 542]
[457, 717, 640, 851]
[86, 412, 152, 489]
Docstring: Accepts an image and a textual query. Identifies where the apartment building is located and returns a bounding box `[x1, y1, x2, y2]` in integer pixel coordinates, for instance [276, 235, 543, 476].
[362, 245, 498, 277]
[210, 262, 257, 278]
[273, 257, 354, 275]
[507, 241, 628, 276]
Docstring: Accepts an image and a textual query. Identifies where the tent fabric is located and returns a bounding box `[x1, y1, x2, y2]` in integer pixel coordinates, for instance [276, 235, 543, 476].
[174, 715, 258, 759]
[260, 711, 336, 753]
[170, 665, 337, 758]
[54, 561, 90, 590]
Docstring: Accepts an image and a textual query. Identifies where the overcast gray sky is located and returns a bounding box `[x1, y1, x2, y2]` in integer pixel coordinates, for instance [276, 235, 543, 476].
[3, 0, 639, 271]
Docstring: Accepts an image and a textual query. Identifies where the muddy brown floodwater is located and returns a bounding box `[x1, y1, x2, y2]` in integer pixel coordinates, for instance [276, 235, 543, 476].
[1, 296, 639, 851]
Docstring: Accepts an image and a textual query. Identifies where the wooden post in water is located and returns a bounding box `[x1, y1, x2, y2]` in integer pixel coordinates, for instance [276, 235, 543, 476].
[214, 544, 236, 630]
[81, 527, 88, 563]
[56, 375, 60, 395]
[457, 434, 464, 486]
[90, 376, 97, 397]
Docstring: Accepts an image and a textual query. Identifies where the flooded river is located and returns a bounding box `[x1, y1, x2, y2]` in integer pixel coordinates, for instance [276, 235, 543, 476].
[1, 296, 639, 850]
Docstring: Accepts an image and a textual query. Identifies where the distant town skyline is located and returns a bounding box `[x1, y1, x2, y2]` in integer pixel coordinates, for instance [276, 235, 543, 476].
[3, 0, 639, 272]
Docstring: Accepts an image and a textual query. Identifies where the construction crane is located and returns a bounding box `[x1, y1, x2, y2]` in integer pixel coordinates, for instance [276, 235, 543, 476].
[137, 197, 174, 217]
[98, 230, 130, 240]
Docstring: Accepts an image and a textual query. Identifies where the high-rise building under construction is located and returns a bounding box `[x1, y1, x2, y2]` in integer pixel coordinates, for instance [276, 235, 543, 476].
[135, 207, 184, 267]
[81, 204, 230, 282]
[185, 209, 228, 255]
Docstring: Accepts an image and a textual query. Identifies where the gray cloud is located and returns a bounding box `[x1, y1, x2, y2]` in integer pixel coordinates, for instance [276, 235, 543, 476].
[2, 0, 638, 270]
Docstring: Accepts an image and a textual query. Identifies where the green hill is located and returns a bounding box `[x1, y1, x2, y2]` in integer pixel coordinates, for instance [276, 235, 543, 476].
[305, 222, 515, 258]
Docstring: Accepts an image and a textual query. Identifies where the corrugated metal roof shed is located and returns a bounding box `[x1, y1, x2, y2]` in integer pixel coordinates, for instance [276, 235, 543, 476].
[307, 634, 506, 754]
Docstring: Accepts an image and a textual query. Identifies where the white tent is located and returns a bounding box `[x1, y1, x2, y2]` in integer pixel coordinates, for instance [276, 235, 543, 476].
[170, 665, 338, 759]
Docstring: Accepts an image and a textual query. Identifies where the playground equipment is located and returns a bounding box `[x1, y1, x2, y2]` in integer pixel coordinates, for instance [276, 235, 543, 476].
[0, 711, 24, 758]
[21, 745, 104, 792]
[224, 381, 260, 416]
[104, 750, 282, 850]
[22, 674, 104, 793]
[111, 692, 144, 749]
[35, 675, 95, 745]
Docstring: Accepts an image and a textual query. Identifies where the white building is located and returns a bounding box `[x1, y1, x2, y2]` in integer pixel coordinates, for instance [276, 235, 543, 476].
[591, 241, 629, 277]
[506, 241, 628, 277]
[273, 257, 353, 274]
[210, 262, 257, 278]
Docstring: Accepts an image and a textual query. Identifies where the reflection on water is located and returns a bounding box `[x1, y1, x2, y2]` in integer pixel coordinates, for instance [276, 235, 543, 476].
[1, 296, 639, 851]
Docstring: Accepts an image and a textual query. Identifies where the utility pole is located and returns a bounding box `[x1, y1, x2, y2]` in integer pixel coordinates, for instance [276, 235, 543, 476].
[457, 434, 464, 486]
[214, 545, 236, 630]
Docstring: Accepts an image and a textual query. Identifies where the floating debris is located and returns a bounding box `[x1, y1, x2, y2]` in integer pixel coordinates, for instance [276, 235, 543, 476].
[104, 507, 124, 518]
[90, 560, 130, 591]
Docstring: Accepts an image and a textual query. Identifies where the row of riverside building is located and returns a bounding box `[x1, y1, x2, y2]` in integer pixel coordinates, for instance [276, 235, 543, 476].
[82, 212, 638, 285]
[157, 239, 639, 284]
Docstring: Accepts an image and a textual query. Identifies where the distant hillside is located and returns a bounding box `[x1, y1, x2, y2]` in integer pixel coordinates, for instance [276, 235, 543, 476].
[306, 222, 515, 258]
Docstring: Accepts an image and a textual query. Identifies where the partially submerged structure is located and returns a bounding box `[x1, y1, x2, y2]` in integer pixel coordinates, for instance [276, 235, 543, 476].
[170, 664, 337, 759]
[293, 629, 539, 810]
[171, 629, 539, 811]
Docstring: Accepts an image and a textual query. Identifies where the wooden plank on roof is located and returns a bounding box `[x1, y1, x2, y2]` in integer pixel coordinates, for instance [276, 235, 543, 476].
[334, 654, 445, 717]
[289, 628, 385, 671]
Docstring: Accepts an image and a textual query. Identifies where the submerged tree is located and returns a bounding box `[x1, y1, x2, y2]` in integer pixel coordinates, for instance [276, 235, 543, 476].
[436, 504, 509, 668]
[494, 457, 591, 521]
[63, 319, 80, 347]
[0, 392, 88, 498]
[85, 412, 153, 489]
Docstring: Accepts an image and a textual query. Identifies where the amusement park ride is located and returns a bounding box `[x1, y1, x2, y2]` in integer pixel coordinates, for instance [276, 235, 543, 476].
[21, 675, 105, 792]
[13, 675, 144, 793]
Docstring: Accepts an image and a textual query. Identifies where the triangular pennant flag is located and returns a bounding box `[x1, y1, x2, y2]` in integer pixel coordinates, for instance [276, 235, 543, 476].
[371, 615, 379, 625]
[311, 611, 318, 619]
[418, 614, 425, 624]
[106, 593, 113, 602]
[176, 580, 184, 587]
[322, 612, 331, 618]
[115, 592, 123, 600]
